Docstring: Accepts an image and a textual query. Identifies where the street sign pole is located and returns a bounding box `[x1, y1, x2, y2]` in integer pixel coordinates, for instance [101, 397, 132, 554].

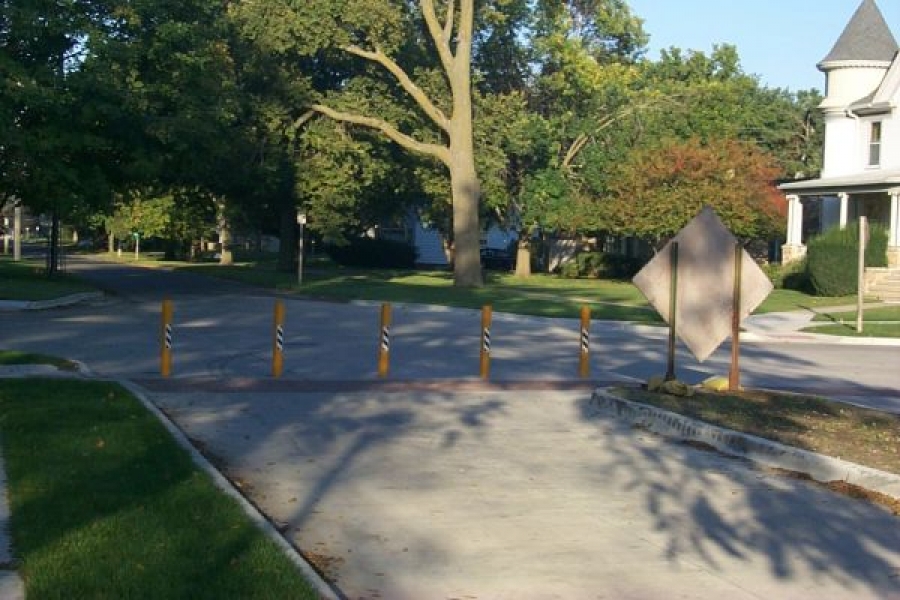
[729, 242, 743, 391]
[665, 242, 679, 381]
[857, 216, 867, 334]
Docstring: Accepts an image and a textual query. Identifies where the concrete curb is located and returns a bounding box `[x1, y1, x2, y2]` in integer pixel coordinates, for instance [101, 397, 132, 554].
[589, 388, 900, 501]
[0, 292, 104, 311]
[0, 449, 24, 600]
[117, 379, 340, 600]
[741, 329, 900, 346]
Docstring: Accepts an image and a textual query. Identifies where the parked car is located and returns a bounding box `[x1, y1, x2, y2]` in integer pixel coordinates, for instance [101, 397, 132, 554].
[480, 247, 515, 271]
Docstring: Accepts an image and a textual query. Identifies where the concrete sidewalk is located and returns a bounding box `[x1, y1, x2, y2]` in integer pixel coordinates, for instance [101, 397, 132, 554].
[147, 386, 900, 599]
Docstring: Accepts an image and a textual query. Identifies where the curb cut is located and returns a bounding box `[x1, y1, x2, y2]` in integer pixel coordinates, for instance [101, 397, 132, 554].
[589, 388, 900, 501]
[117, 379, 341, 600]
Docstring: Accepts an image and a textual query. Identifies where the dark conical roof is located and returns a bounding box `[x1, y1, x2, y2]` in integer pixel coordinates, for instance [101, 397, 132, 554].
[820, 0, 898, 64]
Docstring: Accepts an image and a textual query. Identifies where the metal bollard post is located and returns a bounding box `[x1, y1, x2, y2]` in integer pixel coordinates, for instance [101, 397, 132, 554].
[480, 305, 492, 379]
[160, 299, 173, 378]
[378, 303, 392, 378]
[579, 305, 591, 378]
[272, 300, 285, 378]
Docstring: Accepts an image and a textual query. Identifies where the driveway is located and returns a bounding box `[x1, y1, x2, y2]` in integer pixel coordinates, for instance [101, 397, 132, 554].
[148, 385, 900, 599]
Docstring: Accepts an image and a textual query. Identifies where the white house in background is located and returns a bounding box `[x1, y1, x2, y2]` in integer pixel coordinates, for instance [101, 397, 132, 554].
[779, 0, 900, 268]
[377, 211, 516, 267]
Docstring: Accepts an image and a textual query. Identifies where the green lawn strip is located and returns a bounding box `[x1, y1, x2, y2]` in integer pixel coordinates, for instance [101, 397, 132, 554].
[174, 263, 662, 322]
[803, 323, 900, 337]
[0, 379, 318, 599]
[105, 253, 860, 321]
[812, 306, 900, 322]
[0, 259, 95, 301]
[0, 350, 78, 371]
[754, 289, 859, 314]
[613, 386, 900, 475]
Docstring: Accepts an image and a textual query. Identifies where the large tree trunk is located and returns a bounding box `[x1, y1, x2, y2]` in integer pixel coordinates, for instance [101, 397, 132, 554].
[447, 10, 482, 288]
[277, 204, 297, 273]
[448, 153, 482, 287]
[515, 235, 532, 277]
[217, 200, 234, 265]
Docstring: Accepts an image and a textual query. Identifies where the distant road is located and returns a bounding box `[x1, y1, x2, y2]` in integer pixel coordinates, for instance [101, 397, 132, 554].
[63, 254, 267, 301]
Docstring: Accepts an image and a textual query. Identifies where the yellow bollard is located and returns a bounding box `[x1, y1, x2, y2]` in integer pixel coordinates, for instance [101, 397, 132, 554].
[480, 305, 492, 379]
[377, 303, 392, 378]
[160, 299, 173, 378]
[579, 305, 591, 378]
[272, 300, 285, 378]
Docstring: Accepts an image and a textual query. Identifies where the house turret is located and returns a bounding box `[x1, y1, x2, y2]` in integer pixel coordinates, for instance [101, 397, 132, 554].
[818, 0, 898, 110]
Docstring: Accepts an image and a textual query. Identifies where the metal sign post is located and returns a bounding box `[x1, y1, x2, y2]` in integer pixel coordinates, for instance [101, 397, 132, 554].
[729, 242, 743, 391]
[857, 216, 868, 334]
[665, 242, 679, 381]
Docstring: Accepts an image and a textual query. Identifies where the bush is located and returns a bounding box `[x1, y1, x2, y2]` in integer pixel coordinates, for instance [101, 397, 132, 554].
[325, 237, 417, 269]
[806, 223, 888, 296]
[558, 252, 645, 280]
[762, 258, 811, 292]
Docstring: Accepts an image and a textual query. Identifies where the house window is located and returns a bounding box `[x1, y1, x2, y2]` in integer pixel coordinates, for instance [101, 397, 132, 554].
[868, 121, 882, 167]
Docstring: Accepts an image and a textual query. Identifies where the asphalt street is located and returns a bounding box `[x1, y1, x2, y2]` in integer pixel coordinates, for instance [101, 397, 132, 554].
[3, 256, 898, 413]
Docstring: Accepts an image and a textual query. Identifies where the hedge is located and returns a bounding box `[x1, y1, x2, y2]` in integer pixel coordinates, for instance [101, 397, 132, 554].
[806, 223, 887, 296]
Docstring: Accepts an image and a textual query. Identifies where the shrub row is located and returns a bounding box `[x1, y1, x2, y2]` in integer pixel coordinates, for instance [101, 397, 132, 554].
[805, 224, 887, 296]
[558, 252, 645, 280]
[325, 237, 417, 269]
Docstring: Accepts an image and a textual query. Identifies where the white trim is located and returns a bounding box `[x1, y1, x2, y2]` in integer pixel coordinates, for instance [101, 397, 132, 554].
[890, 191, 900, 247]
[839, 192, 849, 229]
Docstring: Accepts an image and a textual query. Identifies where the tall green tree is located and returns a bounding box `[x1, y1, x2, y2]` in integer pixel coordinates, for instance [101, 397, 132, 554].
[233, 0, 485, 286]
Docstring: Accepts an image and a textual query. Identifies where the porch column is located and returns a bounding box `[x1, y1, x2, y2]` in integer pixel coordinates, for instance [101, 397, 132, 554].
[782, 195, 806, 264]
[889, 189, 900, 267]
[839, 193, 849, 229]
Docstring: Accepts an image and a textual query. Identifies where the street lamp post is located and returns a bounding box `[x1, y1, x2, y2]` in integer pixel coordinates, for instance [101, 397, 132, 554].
[13, 202, 21, 261]
[297, 212, 307, 286]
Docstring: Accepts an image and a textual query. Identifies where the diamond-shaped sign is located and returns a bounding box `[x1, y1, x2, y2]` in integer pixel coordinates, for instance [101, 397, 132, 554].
[633, 206, 773, 362]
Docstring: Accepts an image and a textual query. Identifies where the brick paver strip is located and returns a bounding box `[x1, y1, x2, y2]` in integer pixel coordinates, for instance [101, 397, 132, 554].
[131, 377, 611, 394]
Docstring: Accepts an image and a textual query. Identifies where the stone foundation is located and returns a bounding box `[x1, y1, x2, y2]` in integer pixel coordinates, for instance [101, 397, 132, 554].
[888, 246, 900, 268]
[781, 243, 807, 265]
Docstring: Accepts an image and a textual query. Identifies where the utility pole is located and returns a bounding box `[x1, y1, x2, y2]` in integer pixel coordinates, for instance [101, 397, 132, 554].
[13, 200, 22, 261]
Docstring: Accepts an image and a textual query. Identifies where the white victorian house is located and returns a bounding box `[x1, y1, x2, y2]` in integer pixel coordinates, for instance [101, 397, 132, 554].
[779, 0, 900, 271]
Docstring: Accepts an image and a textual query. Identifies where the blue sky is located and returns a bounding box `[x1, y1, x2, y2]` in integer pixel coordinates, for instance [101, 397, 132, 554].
[627, 0, 900, 92]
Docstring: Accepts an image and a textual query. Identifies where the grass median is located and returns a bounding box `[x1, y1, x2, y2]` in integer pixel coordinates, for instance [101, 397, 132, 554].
[614, 386, 900, 477]
[159, 254, 859, 321]
[0, 258, 94, 301]
[0, 377, 319, 599]
[805, 306, 900, 337]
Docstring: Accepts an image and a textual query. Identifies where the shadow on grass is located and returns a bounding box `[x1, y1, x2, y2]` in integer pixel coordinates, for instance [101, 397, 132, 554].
[0, 379, 317, 599]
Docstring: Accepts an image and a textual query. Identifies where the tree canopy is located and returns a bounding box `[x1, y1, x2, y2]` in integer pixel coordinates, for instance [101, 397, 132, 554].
[2, 0, 823, 280]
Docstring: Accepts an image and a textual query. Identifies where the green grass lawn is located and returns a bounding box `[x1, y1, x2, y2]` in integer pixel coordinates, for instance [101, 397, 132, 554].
[804, 305, 900, 337]
[83, 250, 866, 322]
[0, 377, 319, 599]
[0, 350, 78, 370]
[0, 258, 95, 301]
[812, 306, 900, 322]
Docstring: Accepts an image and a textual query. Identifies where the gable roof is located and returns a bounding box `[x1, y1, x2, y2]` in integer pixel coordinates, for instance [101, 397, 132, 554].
[819, 0, 898, 66]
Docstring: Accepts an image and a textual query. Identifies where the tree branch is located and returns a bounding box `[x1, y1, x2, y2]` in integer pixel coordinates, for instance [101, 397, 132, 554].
[420, 0, 455, 72]
[443, 0, 455, 43]
[345, 45, 450, 132]
[456, 0, 475, 66]
[312, 104, 450, 165]
[562, 134, 590, 169]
